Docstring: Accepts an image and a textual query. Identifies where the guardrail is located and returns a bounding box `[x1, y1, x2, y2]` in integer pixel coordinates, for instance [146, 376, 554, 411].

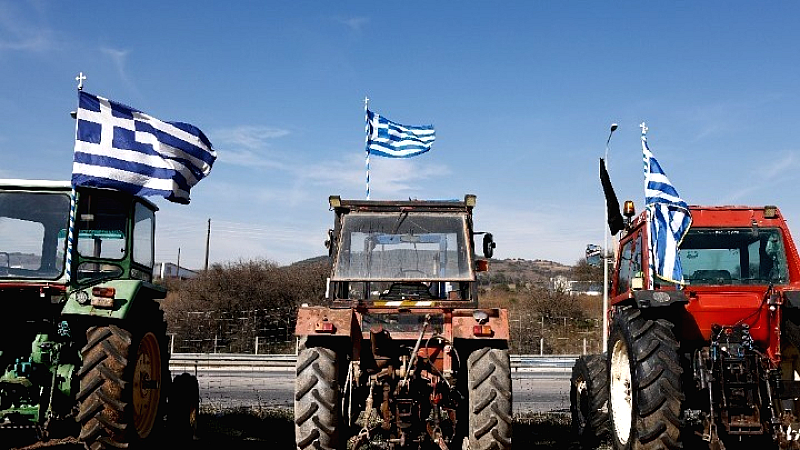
[168, 353, 580, 372]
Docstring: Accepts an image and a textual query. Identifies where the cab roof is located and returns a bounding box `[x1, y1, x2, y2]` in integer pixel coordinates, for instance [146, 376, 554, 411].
[0, 179, 72, 190]
[0, 179, 158, 211]
[330, 194, 476, 214]
[628, 204, 785, 229]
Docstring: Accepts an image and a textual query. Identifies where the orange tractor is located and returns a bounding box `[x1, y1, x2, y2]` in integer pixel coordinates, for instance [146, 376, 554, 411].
[294, 195, 511, 450]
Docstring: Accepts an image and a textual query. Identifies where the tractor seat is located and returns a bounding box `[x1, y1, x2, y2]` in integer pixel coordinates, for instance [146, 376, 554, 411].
[690, 270, 732, 283]
[379, 282, 436, 300]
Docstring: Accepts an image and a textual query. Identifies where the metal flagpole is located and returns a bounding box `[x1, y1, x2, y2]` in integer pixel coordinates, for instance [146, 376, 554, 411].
[364, 96, 370, 200]
[602, 123, 618, 353]
[66, 72, 87, 285]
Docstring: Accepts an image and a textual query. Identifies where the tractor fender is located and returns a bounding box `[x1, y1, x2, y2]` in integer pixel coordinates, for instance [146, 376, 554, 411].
[62, 279, 166, 319]
[632, 289, 688, 309]
[295, 306, 356, 337]
[452, 308, 510, 340]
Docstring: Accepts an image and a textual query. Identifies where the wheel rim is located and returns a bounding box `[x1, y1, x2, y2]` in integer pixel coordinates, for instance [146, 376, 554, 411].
[574, 377, 589, 427]
[610, 338, 633, 445]
[132, 332, 161, 438]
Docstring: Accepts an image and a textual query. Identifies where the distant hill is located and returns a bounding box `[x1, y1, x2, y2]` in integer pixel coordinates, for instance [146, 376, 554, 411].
[478, 258, 572, 288]
[290, 255, 574, 289]
[289, 255, 330, 268]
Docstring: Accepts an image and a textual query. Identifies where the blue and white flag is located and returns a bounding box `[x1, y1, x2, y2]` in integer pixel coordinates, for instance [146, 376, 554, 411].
[642, 124, 692, 286]
[366, 109, 435, 158]
[72, 90, 216, 204]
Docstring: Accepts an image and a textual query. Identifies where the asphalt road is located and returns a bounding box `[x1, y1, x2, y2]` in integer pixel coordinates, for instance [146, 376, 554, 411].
[180, 368, 572, 414]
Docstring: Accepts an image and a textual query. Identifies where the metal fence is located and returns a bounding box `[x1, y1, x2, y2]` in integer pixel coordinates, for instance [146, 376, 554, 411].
[167, 309, 603, 356]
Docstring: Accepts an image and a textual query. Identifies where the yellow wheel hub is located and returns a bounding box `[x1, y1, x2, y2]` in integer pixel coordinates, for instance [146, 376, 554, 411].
[132, 332, 161, 438]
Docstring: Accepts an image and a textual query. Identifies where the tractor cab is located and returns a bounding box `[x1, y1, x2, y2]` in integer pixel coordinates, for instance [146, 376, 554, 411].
[326, 195, 494, 307]
[0, 180, 158, 289]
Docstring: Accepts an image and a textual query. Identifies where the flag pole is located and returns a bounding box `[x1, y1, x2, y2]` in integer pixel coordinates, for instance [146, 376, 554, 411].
[602, 122, 618, 353]
[640, 122, 651, 289]
[364, 96, 370, 200]
[67, 72, 86, 285]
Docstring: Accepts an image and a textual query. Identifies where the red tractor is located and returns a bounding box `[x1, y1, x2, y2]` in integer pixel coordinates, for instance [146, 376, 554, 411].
[572, 203, 800, 449]
[294, 195, 511, 450]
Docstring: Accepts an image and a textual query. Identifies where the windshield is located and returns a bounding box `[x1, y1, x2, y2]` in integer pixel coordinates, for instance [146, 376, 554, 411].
[0, 191, 70, 280]
[680, 227, 789, 285]
[333, 212, 473, 281]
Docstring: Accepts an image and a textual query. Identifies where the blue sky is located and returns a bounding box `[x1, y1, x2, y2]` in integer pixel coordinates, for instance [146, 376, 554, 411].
[2, 1, 800, 269]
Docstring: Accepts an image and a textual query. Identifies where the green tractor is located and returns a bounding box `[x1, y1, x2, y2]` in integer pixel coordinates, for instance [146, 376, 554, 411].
[0, 179, 184, 448]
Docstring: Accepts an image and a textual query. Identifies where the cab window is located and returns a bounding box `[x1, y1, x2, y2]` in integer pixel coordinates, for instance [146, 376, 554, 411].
[616, 233, 643, 295]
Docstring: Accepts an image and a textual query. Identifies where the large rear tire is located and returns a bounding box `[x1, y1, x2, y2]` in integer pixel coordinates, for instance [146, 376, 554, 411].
[76, 302, 168, 450]
[294, 347, 340, 450]
[570, 354, 609, 448]
[607, 307, 682, 450]
[466, 347, 512, 450]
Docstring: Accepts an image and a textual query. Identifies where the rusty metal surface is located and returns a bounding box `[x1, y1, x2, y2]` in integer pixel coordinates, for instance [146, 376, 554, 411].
[293, 306, 354, 336]
[452, 308, 509, 339]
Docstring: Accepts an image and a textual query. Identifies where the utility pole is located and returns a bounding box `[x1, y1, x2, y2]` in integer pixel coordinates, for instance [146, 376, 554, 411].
[204, 218, 211, 271]
[176, 247, 181, 280]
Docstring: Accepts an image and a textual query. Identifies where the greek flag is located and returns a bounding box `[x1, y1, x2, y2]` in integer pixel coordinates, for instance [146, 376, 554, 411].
[366, 109, 435, 158]
[72, 90, 216, 204]
[642, 125, 692, 286]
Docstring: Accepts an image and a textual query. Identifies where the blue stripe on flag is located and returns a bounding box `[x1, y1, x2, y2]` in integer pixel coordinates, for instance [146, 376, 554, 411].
[642, 128, 692, 286]
[72, 91, 216, 204]
[367, 109, 435, 158]
[72, 152, 192, 193]
[71, 174, 185, 202]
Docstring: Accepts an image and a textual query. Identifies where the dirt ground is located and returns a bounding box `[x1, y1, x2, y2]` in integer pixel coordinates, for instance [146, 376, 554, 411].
[6, 409, 586, 450]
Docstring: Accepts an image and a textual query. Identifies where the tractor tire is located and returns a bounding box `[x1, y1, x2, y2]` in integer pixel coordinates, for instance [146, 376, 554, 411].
[607, 307, 682, 450]
[76, 302, 168, 450]
[295, 347, 340, 450]
[466, 347, 512, 450]
[570, 354, 609, 448]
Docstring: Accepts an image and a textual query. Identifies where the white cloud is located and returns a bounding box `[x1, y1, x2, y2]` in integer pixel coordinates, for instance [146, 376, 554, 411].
[0, 1, 54, 53]
[298, 154, 451, 196]
[211, 125, 450, 198]
[219, 148, 288, 170]
[214, 125, 290, 149]
[212, 125, 292, 169]
[101, 47, 130, 79]
[335, 16, 369, 32]
[722, 150, 800, 203]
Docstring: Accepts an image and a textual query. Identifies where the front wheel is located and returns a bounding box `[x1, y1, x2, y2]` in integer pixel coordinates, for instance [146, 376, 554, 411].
[570, 354, 609, 448]
[466, 347, 512, 450]
[607, 307, 682, 450]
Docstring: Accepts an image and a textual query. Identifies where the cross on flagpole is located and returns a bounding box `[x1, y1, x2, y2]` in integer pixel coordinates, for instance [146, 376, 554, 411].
[76, 72, 86, 91]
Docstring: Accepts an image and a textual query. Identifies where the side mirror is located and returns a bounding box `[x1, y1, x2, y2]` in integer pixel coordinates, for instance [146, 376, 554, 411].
[482, 233, 496, 259]
[325, 229, 334, 257]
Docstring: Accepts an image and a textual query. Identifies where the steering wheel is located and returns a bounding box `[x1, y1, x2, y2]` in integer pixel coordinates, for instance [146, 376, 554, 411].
[397, 269, 426, 278]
